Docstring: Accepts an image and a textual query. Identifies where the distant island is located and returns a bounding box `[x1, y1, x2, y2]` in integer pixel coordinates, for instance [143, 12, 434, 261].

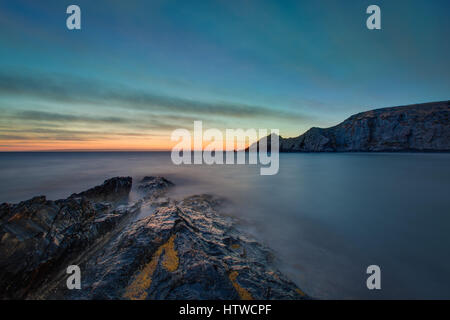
[249, 100, 450, 152]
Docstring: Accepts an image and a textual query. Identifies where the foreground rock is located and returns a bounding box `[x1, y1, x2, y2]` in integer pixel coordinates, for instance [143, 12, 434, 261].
[70, 177, 132, 203]
[1, 177, 308, 300]
[138, 176, 174, 200]
[0, 177, 137, 299]
[250, 101, 450, 152]
[53, 194, 306, 300]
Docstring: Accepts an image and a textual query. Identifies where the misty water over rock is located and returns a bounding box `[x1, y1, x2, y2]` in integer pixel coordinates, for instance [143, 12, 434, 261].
[0, 176, 307, 300]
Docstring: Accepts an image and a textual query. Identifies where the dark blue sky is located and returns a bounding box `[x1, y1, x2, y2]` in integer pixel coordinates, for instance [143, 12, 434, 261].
[0, 0, 449, 150]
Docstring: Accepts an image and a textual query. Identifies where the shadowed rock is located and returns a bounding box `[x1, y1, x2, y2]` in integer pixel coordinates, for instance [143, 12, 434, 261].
[70, 177, 132, 203]
[1, 176, 308, 300]
[249, 101, 450, 152]
[58, 194, 307, 300]
[138, 176, 174, 199]
[0, 177, 136, 299]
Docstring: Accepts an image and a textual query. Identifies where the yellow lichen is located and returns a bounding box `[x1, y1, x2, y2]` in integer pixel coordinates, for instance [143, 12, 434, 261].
[123, 234, 179, 300]
[161, 234, 179, 272]
[229, 271, 253, 300]
[295, 288, 306, 297]
[231, 244, 240, 249]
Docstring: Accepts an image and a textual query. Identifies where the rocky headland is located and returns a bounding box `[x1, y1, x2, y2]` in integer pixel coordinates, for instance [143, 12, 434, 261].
[0, 177, 307, 300]
[249, 101, 450, 152]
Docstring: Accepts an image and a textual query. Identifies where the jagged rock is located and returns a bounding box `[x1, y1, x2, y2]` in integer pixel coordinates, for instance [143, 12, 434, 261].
[250, 101, 450, 152]
[138, 176, 174, 199]
[1, 176, 308, 300]
[56, 194, 307, 300]
[0, 177, 136, 299]
[70, 177, 132, 203]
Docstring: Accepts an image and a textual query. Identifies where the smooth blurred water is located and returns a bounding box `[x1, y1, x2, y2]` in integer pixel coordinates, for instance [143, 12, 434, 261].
[0, 152, 449, 299]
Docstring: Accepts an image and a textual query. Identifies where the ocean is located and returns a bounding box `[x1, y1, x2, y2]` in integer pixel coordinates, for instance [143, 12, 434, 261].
[0, 152, 449, 299]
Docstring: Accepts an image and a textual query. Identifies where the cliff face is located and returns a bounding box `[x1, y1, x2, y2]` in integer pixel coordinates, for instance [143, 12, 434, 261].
[255, 101, 450, 152]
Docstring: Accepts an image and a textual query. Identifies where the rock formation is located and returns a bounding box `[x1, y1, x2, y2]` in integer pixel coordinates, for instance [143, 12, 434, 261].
[70, 177, 132, 202]
[249, 101, 450, 152]
[0, 176, 307, 300]
[0, 177, 136, 299]
[138, 176, 174, 199]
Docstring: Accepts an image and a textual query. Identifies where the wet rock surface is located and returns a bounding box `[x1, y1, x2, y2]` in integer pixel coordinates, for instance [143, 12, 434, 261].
[138, 176, 174, 200]
[0, 177, 308, 300]
[0, 177, 137, 299]
[250, 101, 450, 152]
[70, 177, 132, 203]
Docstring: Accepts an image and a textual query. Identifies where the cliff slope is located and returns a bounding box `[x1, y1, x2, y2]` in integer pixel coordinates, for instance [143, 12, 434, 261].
[251, 101, 450, 152]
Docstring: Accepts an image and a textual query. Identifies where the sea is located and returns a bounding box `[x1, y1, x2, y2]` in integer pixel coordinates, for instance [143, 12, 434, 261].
[0, 152, 449, 299]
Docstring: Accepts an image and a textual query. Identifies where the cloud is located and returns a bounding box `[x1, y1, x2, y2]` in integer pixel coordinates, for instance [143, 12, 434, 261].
[0, 134, 28, 140]
[13, 110, 130, 124]
[0, 71, 309, 122]
[0, 127, 156, 142]
[0, 70, 314, 148]
[1, 109, 224, 133]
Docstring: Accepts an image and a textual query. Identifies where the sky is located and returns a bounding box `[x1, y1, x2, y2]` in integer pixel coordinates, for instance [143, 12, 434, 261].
[0, 0, 449, 151]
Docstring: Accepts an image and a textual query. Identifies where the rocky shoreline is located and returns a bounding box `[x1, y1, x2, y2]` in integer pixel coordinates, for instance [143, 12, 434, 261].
[249, 101, 450, 152]
[0, 177, 307, 300]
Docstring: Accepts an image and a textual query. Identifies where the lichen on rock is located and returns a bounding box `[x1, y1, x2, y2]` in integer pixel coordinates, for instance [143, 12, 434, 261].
[0, 176, 308, 300]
